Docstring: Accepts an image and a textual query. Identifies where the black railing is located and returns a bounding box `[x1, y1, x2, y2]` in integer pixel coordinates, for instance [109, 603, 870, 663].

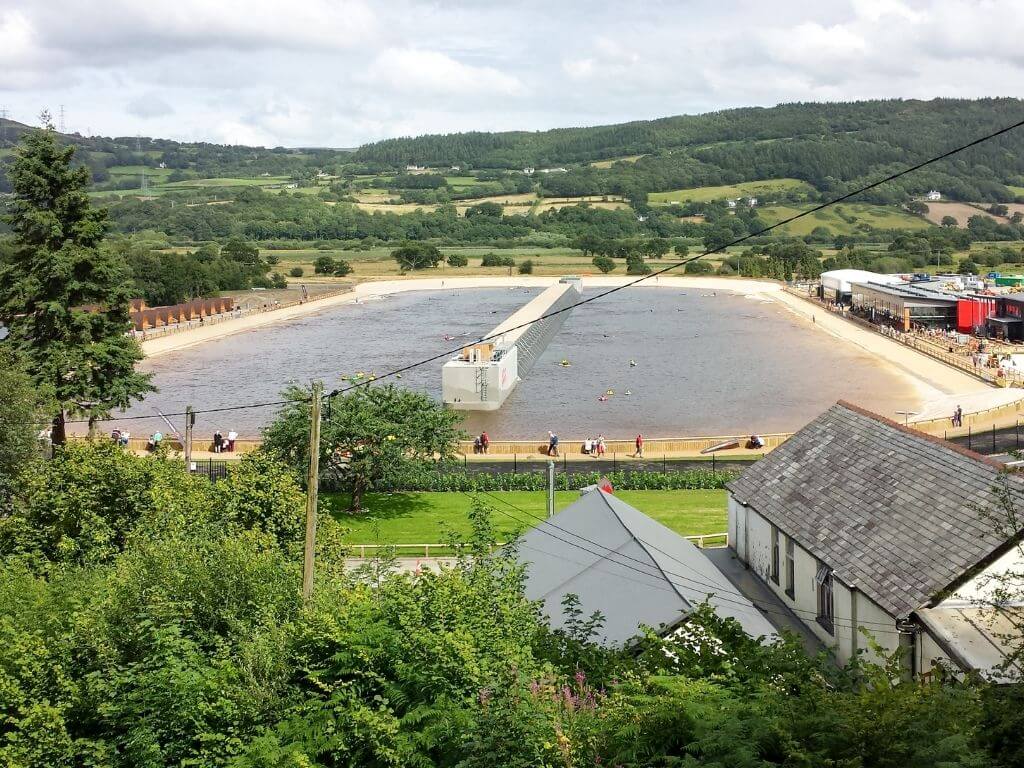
[189, 458, 230, 482]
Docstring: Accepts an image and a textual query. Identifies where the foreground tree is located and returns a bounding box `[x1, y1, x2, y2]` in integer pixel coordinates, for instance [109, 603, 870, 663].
[0, 348, 51, 512]
[0, 126, 152, 444]
[262, 383, 463, 512]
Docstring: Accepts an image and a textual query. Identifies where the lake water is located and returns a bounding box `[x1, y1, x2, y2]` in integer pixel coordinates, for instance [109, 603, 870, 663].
[116, 287, 917, 440]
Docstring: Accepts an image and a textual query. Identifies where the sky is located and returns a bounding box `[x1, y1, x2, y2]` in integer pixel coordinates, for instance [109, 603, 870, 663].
[1, 0, 1023, 148]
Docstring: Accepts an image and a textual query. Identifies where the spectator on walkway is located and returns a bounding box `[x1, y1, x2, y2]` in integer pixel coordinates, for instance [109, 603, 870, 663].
[633, 433, 644, 458]
[227, 430, 238, 452]
[480, 431, 489, 454]
[548, 431, 559, 456]
[213, 430, 223, 453]
[120, 430, 130, 447]
[473, 436, 482, 454]
[596, 434, 606, 457]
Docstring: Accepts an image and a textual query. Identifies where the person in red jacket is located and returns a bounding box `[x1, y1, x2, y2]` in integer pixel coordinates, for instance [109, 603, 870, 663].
[633, 433, 644, 458]
[480, 431, 490, 454]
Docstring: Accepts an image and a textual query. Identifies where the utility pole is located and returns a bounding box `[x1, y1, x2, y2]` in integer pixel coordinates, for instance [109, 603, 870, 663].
[547, 460, 555, 518]
[302, 382, 323, 601]
[184, 405, 194, 469]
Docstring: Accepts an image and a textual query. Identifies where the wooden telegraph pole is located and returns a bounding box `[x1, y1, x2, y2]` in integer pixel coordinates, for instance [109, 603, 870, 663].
[302, 383, 323, 601]
[184, 405, 194, 469]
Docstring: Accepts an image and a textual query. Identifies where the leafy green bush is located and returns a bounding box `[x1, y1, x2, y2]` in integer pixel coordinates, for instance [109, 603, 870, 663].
[447, 253, 469, 267]
[289, 266, 303, 277]
[481, 253, 515, 267]
[328, 468, 736, 493]
[518, 259, 534, 274]
[684, 259, 713, 274]
[592, 255, 615, 273]
[313, 255, 336, 274]
[333, 258, 353, 276]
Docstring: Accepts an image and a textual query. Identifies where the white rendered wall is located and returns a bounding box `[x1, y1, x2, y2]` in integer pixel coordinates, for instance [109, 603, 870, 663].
[727, 492, 903, 667]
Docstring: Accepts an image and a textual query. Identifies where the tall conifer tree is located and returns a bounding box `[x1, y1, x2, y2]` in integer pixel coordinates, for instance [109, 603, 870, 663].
[0, 123, 152, 445]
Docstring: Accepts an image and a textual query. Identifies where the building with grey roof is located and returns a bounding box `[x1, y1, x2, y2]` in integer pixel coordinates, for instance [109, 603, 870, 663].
[516, 487, 777, 647]
[727, 401, 1024, 679]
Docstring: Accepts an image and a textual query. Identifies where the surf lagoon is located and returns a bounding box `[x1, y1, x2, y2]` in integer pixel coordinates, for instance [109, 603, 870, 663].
[114, 285, 920, 440]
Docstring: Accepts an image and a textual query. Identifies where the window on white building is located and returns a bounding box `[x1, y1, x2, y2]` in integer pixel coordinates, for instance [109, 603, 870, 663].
[785, 538, 795, 599]
[770, 525, 780, 585]
[815, 562, 834, 635]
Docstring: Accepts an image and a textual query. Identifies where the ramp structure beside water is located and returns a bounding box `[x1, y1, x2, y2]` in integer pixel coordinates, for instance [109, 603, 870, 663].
[442, 277, 582, 411]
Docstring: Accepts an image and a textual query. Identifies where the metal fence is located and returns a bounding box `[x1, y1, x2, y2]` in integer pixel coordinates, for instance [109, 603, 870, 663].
[189, 458, 230, 482]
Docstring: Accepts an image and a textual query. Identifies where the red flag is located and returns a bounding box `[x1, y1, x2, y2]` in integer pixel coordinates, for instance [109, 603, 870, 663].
[598, 477, 614, 494]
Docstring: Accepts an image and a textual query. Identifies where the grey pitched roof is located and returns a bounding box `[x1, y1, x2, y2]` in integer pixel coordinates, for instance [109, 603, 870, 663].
[516, 487, 777, 647]
[727, 401, 1024, 618]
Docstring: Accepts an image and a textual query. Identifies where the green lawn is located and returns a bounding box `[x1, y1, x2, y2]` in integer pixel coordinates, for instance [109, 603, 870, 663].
[324, 489, 727, 546]
[1006, 185, 1024, 198]
[648, 178, 813, 204]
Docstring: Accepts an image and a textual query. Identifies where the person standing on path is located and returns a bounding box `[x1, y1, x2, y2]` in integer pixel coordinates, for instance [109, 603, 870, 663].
[633, 433, 644, 458]
[548, 431, 559, 457]
[480, 431, 489, 454]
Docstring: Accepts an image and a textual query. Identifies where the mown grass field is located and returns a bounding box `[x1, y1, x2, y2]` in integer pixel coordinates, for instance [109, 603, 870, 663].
[590, 155, 646, 168]
[323, 489, 728, 545]
[253, 245, 686, 278]
[106, 165, 175, 180]
[648, 178, 813, 204]
[757, 202, 930, 235]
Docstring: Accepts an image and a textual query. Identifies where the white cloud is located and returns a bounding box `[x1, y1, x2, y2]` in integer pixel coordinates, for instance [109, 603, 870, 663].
[362, 48, 524, 97]
[0, 1, 1022, 146]
[126, 93, 174, 119]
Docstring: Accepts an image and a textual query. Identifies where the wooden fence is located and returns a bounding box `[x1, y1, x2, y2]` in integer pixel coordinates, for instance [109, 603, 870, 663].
[460, 434, 792, 457]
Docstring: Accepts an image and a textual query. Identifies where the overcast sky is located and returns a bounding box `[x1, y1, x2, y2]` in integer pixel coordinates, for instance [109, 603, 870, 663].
[1, 0, 1023, 148]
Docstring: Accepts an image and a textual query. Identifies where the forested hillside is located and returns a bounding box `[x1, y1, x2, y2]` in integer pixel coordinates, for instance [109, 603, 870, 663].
[354, 99, 1024, 203]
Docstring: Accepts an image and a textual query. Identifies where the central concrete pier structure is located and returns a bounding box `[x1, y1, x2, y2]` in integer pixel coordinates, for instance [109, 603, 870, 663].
[442, 276, 582, 410]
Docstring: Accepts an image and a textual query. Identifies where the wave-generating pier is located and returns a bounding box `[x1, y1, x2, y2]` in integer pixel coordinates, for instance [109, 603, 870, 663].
[442, 276, 582, 411]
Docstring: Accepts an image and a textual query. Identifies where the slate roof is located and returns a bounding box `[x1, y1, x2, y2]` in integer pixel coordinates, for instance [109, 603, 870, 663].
[727, 401, 1024, 618]
[516, 487, 777, 647]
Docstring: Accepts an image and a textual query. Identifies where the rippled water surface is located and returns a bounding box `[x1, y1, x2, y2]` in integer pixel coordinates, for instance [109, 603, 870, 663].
[117, 287, 917, 439]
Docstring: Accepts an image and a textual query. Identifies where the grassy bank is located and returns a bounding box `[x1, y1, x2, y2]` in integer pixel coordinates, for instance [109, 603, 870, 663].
[324, 489, 727, 545]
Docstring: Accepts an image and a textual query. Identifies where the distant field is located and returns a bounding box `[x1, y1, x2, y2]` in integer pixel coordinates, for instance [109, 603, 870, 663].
[920, 201, 1000, 227]
[757, 202, 930, 235]
[649, 178, 813, 204]
[160, 176, 290, 189]
[354, 202, 440, 214]
[107, 165, 174, 180]
[444, 175, 484, 186]
[1007, 185, 1024, 198]
[590, 155, 646, 168]
[256, 245, 631, 278]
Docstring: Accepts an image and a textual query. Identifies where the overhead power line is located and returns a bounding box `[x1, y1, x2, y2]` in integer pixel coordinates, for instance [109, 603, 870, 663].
[326, 114, 1024, 398]
[17, 112, 1024, 428]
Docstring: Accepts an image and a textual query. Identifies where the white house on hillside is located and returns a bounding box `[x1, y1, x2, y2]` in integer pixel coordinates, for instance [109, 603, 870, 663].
[727, 401, 1024, 680]
[927, 190, 942, 201]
